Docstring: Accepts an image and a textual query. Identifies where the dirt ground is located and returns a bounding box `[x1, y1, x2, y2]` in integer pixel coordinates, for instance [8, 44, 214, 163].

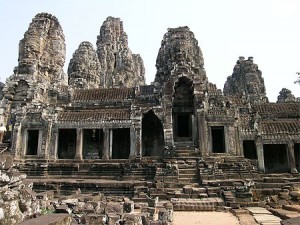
[173, 211, 240, 225]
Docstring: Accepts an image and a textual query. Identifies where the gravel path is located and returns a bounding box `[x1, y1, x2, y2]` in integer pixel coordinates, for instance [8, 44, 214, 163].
[173, 211, 240, 225]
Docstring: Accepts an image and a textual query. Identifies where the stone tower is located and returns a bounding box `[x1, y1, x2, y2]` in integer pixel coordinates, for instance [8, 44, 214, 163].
[3, 13, 66, 105]
[154, 26, 207, 88]
[277, 88, 299, 103]
[223, 57, 268, 103]
[68, 41, 101, 89]
[96, 17, 145, 88]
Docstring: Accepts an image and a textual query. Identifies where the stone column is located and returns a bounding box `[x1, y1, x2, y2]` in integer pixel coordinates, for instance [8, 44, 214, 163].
[53, 129, 58, 160]
[198, 111, 208, 156]
[37, 130, 43, 158]
[109, 129, 113, 159]
[287, 142, 297, 173]
[22, 129, 28, 157]
[102, 128, 110, 160]
[130, 126, 136, 158]
[192, 114, 197, 147]
[75, 128, 83, 160]
[255, 140, 265, 172]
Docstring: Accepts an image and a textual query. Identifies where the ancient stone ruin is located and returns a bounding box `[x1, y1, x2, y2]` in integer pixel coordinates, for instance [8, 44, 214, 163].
[0, 12, 300, 224]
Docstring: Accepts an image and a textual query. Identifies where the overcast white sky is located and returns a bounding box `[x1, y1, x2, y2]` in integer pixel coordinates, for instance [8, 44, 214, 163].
[0, 0, 299, 102]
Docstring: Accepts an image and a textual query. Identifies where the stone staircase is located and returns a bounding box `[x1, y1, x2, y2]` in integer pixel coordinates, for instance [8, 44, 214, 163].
[173, 141, 198, 158]
[198, 155, 260, 207]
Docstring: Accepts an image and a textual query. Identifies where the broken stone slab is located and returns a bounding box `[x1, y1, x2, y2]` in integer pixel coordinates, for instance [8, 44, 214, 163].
[82, 213, 107, 225]
[105, 202, 123, 214]
[123, 200, 134, 213]
[283, 205, 300, 213]
[36, 190, 55, 200]
[107, 213, 120, 225]
[18, 213, 74, 225]
[123, 213, 142, 224]
[281, 216, 300, 225]
[55, 204, 72, 214]
[246, 207, 272, 215]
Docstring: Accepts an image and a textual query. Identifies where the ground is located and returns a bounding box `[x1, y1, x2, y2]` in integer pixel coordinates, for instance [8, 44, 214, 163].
[173, 211, 240, 225]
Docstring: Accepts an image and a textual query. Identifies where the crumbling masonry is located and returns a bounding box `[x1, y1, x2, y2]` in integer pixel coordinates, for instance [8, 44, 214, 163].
[0, 13, 300, 210]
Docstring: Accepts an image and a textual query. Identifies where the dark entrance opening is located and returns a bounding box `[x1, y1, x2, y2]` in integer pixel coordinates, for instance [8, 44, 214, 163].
[263, 144, 289, 173]
[58, 129, 76, 159]
[294, 143, 300, 172]
[211, 126, 225, 153]
[243, 140, 257, 159]
[142, 110, 164, 156]
[112, 128, 130, 159]
[83, 129, 104, 159]
[172, 77, 194, 142]
[26, 130, 39, 155]
[177, 114, 191, 137]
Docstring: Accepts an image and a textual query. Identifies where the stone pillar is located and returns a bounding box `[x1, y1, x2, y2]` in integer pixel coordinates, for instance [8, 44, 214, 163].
[109, 129, 113, 159]
[255, 140, 265, 172]
[287, 142, 297, 173]
[75, 128, 83, 160]
[102, 128, 110, 160]
[22, 129, 28, 157]
[37, 130, 43, 157]
[53, 129, 58, 160]
[192, 114, 197, 147]
[198, 111, 207, 156]
[130, 126, 136, 158]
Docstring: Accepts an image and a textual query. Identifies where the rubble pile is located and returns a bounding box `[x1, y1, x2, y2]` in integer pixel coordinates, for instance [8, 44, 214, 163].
[0, 154, 42, 225]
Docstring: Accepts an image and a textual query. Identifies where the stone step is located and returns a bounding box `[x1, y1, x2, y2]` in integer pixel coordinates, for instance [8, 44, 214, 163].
[246, 207, 282, 225]
[178, 168, 198, 174]
[178, 177, 199, 183]
[269, 208, 300, 220]
[178, 174, 198, 180]
[170, 197, 224, 211]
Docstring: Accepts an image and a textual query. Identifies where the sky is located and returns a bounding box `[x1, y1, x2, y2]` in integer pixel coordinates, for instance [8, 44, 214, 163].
[0, 0, 299, 102]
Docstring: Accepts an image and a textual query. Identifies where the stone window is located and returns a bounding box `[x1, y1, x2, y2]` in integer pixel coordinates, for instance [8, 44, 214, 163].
[57, 129, 76, 159]
[26, 130, 39, 155]
[243, 140, 257, 159]
[263, 144, 289, 173]
[142, 110, 164, 156]
[211, 126, 225, 153]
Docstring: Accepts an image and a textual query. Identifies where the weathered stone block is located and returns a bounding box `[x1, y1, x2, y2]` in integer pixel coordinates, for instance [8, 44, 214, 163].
[18, 213, 73, 225]
[105, 202, 123, 214]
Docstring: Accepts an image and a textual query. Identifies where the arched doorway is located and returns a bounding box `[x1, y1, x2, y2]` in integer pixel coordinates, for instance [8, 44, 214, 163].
[142, 110, 164, 156]
[172, 77, 194, 142]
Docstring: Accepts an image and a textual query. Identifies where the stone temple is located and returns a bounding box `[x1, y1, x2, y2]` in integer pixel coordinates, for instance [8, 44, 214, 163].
[0, 12, 300, 214]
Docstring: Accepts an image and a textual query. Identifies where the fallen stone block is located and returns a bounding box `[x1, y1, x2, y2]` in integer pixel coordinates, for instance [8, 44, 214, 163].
[18, 213, 74, 225]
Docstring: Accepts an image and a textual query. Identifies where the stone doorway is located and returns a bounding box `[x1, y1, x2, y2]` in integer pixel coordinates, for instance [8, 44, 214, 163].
[57, 129, 76, 159]
[26, 130, 39, 155]
[142, 110, 164, 156]
[112, 128, 130, 159]
[243, 140, 257, 159]
[172, 77, 194, 142]
[294, 143, 300, 172]
[263, 144, 289, 173]
[211, 126, 225, 153]
[83, 129, 104, 159]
